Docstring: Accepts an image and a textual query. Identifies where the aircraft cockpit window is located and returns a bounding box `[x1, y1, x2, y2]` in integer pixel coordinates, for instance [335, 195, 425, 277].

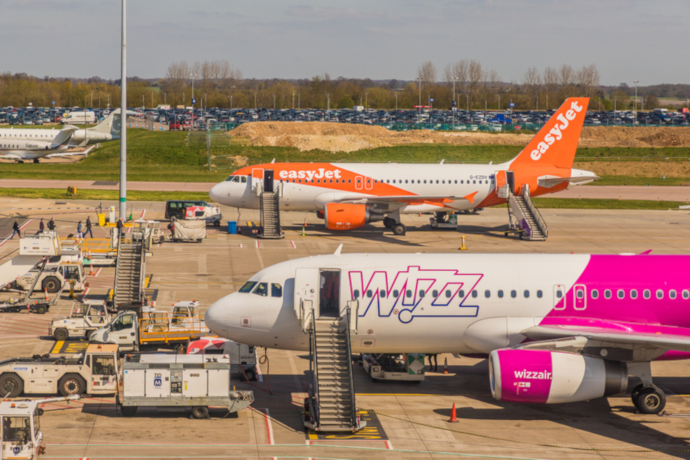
[239, 281, 257, 293]
[253, 283, 268, 297]
[241, 176, 247, 183]
[271, 283, 282, 298]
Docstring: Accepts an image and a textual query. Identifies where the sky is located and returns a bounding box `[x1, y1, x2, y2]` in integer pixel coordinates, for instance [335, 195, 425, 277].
[0, 0, 688, 86]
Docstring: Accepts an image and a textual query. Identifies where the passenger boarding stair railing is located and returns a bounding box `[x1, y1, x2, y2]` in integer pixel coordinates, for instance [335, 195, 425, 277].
[303, 304, 364, 432]
[258, 183, 283, 239]
[113, 229, 148, 309]
[507, 184, 548, 241]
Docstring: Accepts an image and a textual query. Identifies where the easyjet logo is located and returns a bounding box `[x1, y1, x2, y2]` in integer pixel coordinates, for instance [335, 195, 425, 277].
[530, 100, 584, 161]
[279, 168, 342, 180]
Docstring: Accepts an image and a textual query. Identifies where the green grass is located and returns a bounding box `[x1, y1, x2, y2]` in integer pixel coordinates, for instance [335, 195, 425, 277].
[0, 188, 209, 201]
[0, 128, 688, 183]
[592, 176, 690, 186]
[534, 198, 683, 210]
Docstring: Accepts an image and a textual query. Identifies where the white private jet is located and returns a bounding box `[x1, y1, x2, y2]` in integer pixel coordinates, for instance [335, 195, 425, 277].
[0, 109, 124, 163]
[206, 250, 690, 415]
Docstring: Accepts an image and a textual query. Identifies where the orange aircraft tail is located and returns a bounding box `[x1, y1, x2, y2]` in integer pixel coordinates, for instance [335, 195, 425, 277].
[510, 97, 589, 170]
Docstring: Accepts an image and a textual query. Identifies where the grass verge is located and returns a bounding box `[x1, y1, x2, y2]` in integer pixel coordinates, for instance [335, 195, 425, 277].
[533, 198, 684, 210]
[0, 188, 209, 202]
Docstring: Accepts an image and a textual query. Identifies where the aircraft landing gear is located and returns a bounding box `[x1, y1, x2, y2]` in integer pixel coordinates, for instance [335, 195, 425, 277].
[33, 159, 40, 164]
[631, 383, 666, 414]
[392, 223, 406, 236]
[383, 217, 396, 229]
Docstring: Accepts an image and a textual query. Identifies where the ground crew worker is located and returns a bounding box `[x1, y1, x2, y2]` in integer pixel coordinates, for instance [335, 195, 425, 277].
[10, 220, 20, 239]
[47, 218, 56, 231]
[427, 353, 438, 372]
[116, 218, 124, 236]
[38, 218, 45, 234]
[85, 216, 94, 238]
[77, 221, 83, 238]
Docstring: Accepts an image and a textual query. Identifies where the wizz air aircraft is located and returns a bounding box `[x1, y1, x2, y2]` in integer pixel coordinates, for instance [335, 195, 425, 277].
[209, 98, 597, 235]
[0, 109, 123, 163]
[206, 251, 688, 414]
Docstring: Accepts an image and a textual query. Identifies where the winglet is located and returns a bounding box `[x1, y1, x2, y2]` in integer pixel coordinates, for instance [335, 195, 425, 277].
[271, 158, 276, 164]
[334, 244, 343, 256]
[440, 159, 445, 164]
[639, 249, 653, 255]
[464, 192, 477, 204]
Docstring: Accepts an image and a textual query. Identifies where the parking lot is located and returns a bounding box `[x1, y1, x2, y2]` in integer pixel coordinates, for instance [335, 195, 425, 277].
[2, 199, 690, 459]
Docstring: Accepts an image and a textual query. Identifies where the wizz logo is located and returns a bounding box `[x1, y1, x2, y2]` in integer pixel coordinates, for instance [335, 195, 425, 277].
[348, 266, 482, 323]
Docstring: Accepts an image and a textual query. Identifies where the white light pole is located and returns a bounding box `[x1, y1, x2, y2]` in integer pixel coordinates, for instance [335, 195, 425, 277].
[416, 77, 422, 113]
[119, 0, 127, 220]
[633, 80, 639, 115]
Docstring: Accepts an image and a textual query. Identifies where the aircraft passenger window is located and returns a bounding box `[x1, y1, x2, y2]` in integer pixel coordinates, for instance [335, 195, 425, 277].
[604, 289, 612, 299]
[348, 180, 351, 183]
[498, 290, 504, 298]
[366, 290, 373, 298]
[271, 283, 282, 298]
[537, 290, 543, 298]
[591, 289, 599, 299]
[670, 290, 677, 300]
[406, 290, 412, 298]
[445, 290, 451, 298]
[644, 289, 651, 299]
[576, 290, 583, 299]
[354, 290, 360, 299]
[631, 289, 638, 299]
[253, 283, 268, 297]
[417, 180, 421, 184]
[459, 290, 465, 298]
[317, 180, 320, 183]
[299, 179, 302, 183]
[423, 180, 427, 184]
[656, 289, 664, 299]
[239, 281, 257, 293]
[386, 180, 390, 183]
[471, 290, 478, 298]
[556, 290, 563, 298]
[484, 290, 490, 298]
[442, 180, 445, 184]
[617, 289, 625, 299]
[419, 290, 425, 298]
[454, 180, 457, 184]
[393, 290, 399, 298]
[380, 290, 386, 298]
[436, 180, 439, 184]
[511, 290, 516, 298]
[524, 290, 530, 298]
[432, 290, 439, 298]
[683, 290, 690, 300]
[405, 180, 408, 184]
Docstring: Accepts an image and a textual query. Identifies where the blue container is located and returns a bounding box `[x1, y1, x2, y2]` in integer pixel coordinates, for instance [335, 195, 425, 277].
[227, 221, 237, 234]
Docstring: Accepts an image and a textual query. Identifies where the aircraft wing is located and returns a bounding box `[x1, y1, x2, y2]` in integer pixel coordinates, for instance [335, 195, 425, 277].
[520, 324, 690, 358]
[47, 145, 96, 158]
[337, 191, 479, 205]
[50, 125, 80, 148]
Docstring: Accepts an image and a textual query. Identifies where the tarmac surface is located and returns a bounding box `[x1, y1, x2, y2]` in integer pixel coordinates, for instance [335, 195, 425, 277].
[1, 179, 690, 201]
[2, 199, 690, 459]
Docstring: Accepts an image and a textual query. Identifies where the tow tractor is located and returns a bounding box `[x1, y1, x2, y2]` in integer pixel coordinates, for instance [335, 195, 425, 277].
[0, 395, 80, 460]
[0, 258, 63, 314]
[49, 300, 110, 340]
[362, 353, 426, 382]
[0, 344, 118, 397]
[429, 210, 482, 229]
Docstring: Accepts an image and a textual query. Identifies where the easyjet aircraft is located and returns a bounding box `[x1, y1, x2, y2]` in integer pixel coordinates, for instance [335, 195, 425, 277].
[206, 251, 689, 415]
[209, 98, 597, 235]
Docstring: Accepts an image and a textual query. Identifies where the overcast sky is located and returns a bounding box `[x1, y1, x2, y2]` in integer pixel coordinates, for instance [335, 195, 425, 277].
[1, 0, 687, 85]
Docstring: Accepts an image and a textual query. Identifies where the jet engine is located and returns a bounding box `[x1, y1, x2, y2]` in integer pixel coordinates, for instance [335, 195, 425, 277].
[489, 349, 627, 404]
[324, 203, 382, 230]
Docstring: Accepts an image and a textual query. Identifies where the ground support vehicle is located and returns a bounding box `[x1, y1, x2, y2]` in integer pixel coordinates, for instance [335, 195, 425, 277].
[0, 395, 80, 460]
[429, 212, 460, 229]
[90, 301, 206, 352]
[0, 344, 118, 397]
[362, 353, 426, 382]
[165, 200, 222, 226]
[49, 300, 110, 340]
[183, 206, 222, 227]
[187, 338, 259, 381]
[170, 219, 206, 243]
[0, 258, 63, 314]
[118, 354, 253, 418]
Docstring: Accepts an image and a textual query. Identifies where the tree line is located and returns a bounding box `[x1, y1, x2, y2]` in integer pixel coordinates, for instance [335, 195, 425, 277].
[0, 61, 684, 111]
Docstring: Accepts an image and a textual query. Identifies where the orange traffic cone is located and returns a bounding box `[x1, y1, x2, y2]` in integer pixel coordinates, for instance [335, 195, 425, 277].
[443, 357, 449, 374]
[449, 403, 459, 423]
[44, 289, 49, 301]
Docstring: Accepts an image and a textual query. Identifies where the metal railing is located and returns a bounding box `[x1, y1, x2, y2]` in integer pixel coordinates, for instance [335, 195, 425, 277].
[309, 304, 320, 427]
[522, 184, 548, 238]
[343, 306, 357, 429]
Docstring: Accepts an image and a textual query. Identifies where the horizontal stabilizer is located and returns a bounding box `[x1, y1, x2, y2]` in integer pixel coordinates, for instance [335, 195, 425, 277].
[537, 175, 600, 188]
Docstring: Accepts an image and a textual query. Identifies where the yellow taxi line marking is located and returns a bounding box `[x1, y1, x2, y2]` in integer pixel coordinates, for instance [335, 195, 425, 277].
[51, 341, 64, 354]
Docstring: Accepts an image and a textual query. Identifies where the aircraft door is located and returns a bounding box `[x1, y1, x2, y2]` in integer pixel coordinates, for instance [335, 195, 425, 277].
[263, 170, 274, 193]
[553, 285, 566, 310]
[294, 268, 319, 329]
[495, 171, 509, 198]
[573, 285, 587, 310]
[251, 168, 264, 193]
[506, 170, 516, 194]
[355, 176, 363, 190]
[319, 269, 341, 318]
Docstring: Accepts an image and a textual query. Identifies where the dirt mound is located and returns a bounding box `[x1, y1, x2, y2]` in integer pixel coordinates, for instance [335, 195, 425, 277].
[575, 161, 690, 179]
[229, 122, 690, 152]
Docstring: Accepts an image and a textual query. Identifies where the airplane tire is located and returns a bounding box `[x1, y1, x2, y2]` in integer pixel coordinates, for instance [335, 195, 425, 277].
[0, 374, 24, 397]
[53, 328, 69, 341]
[33, 159, 40, 164]
[635, 386, 666, 414]
[392, 223, 406, 236]
[383, 217, 396, 229]
[630, 383, 644, 407]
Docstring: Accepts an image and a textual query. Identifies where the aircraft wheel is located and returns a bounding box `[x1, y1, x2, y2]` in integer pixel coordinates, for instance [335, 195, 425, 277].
[635, 386, 666, 414]
[33, 159, 40, 164]
[392, 223, 406, 236]
[630, 383, 644, 407]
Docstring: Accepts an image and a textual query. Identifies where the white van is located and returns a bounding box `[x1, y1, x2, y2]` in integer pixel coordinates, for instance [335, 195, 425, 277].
[61, 111, 96, 125]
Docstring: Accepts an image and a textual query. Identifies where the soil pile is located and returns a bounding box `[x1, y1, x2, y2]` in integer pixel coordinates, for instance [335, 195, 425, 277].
[228, 122, 690, 152]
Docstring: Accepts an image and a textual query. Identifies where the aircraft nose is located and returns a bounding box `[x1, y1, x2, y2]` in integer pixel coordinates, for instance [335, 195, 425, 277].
[205, 299, 228, 336]
[209, 183, 228, 204]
